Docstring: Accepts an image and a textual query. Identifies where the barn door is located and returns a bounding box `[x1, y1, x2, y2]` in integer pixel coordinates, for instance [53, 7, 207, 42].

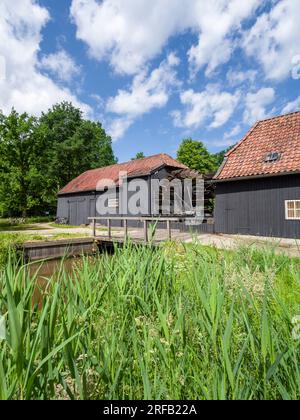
[68, 199, 87, 225]
[225, 193, 249, 234]
[77, 199, 88, 225]
[69, 201, 77, 225]
[88, 198, 96, 224]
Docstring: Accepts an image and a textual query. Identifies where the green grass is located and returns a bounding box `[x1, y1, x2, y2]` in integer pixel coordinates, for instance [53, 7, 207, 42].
[49, 233, 90, 240]
[0, 233, 91, 268]
[0, 233, 44, 267]
[0, 217, 54, 232]
[49, 223, 81, 229]
[49, 223, 120, 232]
[0, 242, 300, 400]
[0, 225, 49, 232]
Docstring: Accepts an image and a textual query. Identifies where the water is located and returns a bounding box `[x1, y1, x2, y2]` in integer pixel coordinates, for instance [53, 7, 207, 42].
[29, 257, 90, 307]
[29, 258, 80, 280]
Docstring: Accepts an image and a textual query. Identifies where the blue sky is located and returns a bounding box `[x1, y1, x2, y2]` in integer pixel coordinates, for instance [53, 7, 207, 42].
[1, 0, 300, 163]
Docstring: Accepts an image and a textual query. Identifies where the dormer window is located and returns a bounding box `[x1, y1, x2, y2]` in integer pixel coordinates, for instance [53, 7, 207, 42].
[265, 152, 281, 163]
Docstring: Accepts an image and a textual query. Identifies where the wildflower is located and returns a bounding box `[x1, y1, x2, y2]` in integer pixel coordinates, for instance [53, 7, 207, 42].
[77, 353, 88, 362]
[0, 315, 5, 341]
[135, 317, 144, 327]
[179, 376, 185, 386]
[160, 338, 170, 346]
[167, 313, 174, 327]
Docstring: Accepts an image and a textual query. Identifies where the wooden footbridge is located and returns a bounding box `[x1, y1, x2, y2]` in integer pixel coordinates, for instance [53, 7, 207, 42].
[89, 217, 186, 242]
[22, 217, 193, 261]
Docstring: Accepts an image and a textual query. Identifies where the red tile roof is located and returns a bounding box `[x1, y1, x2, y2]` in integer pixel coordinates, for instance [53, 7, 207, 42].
[59, 154, 188, 195]
[215, 111, 300, 181]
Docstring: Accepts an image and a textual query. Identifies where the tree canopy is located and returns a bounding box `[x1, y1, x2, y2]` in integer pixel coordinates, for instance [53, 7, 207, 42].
[213, 146, 235, 168]
[0, 102, 116, 217]
[177, 138, 219, 174]
[132, 152, 146, 160]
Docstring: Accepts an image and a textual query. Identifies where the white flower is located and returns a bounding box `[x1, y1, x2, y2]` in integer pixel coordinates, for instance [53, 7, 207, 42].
[0, 315, 6, 341]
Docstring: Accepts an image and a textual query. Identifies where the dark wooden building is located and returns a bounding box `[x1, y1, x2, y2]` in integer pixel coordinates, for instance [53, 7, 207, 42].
[214, 111, 300, 239]
[57, 154, 205, 227]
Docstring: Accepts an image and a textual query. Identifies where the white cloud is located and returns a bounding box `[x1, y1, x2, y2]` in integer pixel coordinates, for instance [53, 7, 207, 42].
[106, 53, 180, 140]
[243, 88, 275, 125]
[70, 0, 260, 76]
[224, 124, 242, 139]
[226, 69, 257, 87]
[282, 97, 300, 114]
[70, 0, 186, 75]
[243, 0, 300, 81]
[0, 56, 6, 82]
[172, 85, 240, 130]
[108, 118, 134, 141]
[188, 0, 260, 77]
[210, 138, 238, 148]
[39, 50, 81, 83]
[291, 55, 300, 80]
[0, 0, 90, 116]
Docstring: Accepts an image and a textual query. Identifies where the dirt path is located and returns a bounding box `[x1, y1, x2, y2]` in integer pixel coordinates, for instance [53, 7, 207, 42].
[0, 223, 94, 237]
[187, 233, 300, 258]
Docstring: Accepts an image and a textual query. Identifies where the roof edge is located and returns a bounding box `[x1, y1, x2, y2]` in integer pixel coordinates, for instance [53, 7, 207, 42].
[214, 169, 300, 183]
[225, 110, 300, 159]
[250, 109, 300, 125]
[58, 153, 188, 195]
[225, 122, 260, 158]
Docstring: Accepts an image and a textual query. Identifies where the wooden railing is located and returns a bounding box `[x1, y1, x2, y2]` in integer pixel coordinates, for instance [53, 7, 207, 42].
[88, 217, 185, 243]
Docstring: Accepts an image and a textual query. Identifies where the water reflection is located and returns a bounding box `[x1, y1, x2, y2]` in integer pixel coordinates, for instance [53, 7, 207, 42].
[29, 257, 90, 307]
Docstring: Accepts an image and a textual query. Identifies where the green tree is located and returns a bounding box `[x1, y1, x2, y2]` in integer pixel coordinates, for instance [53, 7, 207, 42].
[0, 102, 117, 217]
[132, 152, 145, 160]
[177, 138, 217, 174]
[213, 145, 235, 168]
[0, 110, 43, 216]
[38, 102, 117, 208]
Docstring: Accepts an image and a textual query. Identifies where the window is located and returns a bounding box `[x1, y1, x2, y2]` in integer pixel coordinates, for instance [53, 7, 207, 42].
[265, 152, 281, 163]
[285, 200, 300, 220]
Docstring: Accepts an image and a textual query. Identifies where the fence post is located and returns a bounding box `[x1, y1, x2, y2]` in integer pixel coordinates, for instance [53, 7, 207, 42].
[144, 220, 148, 243]
[124, 219, 128, 241]
[167, 220, 172, 241]
[92, 218, 96, 237]
[108, 219, 112, 239]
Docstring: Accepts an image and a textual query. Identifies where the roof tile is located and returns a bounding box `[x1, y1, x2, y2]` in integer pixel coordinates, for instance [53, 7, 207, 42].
[59, 154, 187, 194]
[215, 111, 300, 180]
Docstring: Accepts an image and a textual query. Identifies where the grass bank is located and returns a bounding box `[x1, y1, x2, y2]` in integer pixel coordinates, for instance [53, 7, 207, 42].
[0, 217, 54, 232]
[0, 243, 300, 400]
[0, 233, 90, 268]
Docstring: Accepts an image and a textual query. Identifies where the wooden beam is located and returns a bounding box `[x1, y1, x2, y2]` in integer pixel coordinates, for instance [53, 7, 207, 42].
[167, 220, 172, 241]
[144, 220, 148, 243]
[124, 219, 128, 241]
[88, 216, 185, 222]
[92, 218, 96, 237]
[108, 219, 112, 239]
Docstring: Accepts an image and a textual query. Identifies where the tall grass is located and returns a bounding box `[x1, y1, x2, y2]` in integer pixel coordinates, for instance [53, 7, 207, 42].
[0, 243, 300, 400]
[0, 234, 43, 269]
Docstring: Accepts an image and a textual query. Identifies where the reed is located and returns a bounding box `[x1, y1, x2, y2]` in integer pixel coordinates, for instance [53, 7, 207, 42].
[0, 243, 299, 400]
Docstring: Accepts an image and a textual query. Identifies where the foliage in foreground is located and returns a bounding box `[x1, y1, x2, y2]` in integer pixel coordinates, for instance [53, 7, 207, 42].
[0, 243, 300, 400]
